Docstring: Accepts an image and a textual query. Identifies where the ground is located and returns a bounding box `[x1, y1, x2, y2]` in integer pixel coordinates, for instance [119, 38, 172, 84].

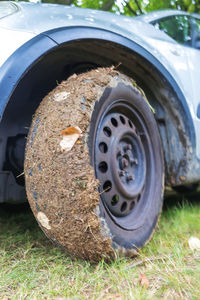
[0, 193, 199, 299]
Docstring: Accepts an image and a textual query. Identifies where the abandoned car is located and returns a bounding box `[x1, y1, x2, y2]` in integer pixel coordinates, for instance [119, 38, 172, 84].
[0, 1, 200, 260]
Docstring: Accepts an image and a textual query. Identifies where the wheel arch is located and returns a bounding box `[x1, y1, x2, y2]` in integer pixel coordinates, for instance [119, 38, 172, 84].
[0, 26, 197, 204]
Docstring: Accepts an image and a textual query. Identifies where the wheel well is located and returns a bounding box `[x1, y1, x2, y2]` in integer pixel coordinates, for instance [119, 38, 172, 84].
[0, 38, 194, 202]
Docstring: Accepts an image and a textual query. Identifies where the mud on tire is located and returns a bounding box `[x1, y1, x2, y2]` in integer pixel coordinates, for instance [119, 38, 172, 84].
[25, 67, 164, 262]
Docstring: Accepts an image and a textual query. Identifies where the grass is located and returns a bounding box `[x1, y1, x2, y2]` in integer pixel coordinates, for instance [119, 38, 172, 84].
[0, 194, 200, 300]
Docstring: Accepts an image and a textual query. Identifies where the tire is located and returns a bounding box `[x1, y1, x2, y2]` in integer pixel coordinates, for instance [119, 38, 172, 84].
[25, 67, 164, 261]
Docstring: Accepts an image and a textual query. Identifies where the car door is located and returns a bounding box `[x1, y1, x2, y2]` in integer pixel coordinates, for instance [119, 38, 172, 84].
[152, 14, 200, 157]
[181, 16, 200, 155]
[151, 15, 194, 105]
[186, 17, 200, 119]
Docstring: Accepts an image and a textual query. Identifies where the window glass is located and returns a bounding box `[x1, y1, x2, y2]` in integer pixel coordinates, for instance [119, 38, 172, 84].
[0, 2, 18, 19]
[191, 17, 200, 49]
[195, 18, 200, 31]
[153, 15, 191, 45]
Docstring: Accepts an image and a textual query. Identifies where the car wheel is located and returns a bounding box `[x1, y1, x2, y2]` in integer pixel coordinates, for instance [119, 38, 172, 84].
[24, 67, 164, 261]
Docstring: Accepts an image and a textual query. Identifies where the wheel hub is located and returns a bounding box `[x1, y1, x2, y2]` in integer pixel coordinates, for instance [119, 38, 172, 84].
[95, 109, 146, 217]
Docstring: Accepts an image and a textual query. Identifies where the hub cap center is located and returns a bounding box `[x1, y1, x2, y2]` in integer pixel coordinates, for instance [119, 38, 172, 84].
[95, 109, 147, 218]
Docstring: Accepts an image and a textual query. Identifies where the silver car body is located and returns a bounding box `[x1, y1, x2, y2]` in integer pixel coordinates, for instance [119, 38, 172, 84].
[0, 2, 200, 154]
[0, 2, 200, 202]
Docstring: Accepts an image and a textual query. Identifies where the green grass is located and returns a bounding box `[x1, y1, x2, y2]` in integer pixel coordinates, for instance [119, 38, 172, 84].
[0, 194, 200, 300]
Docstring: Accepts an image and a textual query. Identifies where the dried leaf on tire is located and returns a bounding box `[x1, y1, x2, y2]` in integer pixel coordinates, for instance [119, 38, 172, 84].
[53, 91, 71, 102]
[139, 273, 149, 289]
[37, 212, 51, 230]
[60, 126, 82, 152]
[188, 236, 200, 251]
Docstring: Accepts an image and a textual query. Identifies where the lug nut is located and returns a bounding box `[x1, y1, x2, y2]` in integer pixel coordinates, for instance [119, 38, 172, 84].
[119, 170, 125, 176]
[121, 158, 129, 168]
[130, 158, 138, 165]
[124, 144, 132, 151]
[127, 175, 134, 181]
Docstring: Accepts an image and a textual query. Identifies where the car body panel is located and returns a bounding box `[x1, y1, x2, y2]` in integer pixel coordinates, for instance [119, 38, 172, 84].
[0, 1, 200, 186]
[184, 46, 200, 151]
[0, 1, 18, 19]
[0, 27, 35, 67]
[143, 35, 200, 157]
[0, 2, 179, 39]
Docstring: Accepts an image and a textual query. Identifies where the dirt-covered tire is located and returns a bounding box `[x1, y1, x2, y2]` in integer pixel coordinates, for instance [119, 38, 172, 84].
[24, 67, 164, 261]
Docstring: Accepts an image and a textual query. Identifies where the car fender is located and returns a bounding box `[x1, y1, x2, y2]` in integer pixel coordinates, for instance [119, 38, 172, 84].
[0, 26, 195, 138]
[0, 26, 199, 186]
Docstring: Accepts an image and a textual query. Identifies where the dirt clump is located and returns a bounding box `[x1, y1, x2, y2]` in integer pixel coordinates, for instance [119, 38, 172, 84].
[24, 67, 127, 261]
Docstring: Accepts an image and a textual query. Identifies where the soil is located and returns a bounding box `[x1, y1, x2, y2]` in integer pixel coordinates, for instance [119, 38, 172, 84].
[24, 67, 133, 262]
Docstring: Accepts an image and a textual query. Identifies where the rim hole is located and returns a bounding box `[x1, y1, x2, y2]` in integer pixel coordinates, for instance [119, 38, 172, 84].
[111, 117, 118, 127]
[128, 120, 133, 128]
[130, 201, 135, 210]
[103, 127, 112, 137]
[121, 202, 127, 212]
[120, 115, 125, 124]
[138, 194, 141, 202]
[103, 181, 112, 192]
[111, 195, 119, 206]
[98, 161, 108, 173]
[99, 142, 108, 153]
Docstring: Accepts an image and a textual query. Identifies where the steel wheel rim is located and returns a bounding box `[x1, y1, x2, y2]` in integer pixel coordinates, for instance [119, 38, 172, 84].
[94, 99, 155, 230]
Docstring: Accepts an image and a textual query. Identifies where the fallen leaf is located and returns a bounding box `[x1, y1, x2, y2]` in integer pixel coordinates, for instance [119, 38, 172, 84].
[53, 91, 70, 102]
[61, 126, 82, 136]
[188, 236, 200, 251]
[37, 212, 51, 230]
[139, 273, 149, 289]
[60, 126, 82, 152]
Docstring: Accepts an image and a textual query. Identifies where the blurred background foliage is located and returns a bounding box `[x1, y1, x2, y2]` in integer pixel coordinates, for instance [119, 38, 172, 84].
[20, 0, 200, 15]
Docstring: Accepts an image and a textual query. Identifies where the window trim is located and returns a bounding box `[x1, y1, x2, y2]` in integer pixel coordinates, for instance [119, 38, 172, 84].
[151, 14, 193, 47]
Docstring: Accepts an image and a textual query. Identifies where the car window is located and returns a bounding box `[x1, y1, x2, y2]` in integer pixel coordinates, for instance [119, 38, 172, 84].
[0, 2, 18, 19]
[153, 15, 191, 45]
[195, 18, 200, 31]
[191, 17, 200, 49]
